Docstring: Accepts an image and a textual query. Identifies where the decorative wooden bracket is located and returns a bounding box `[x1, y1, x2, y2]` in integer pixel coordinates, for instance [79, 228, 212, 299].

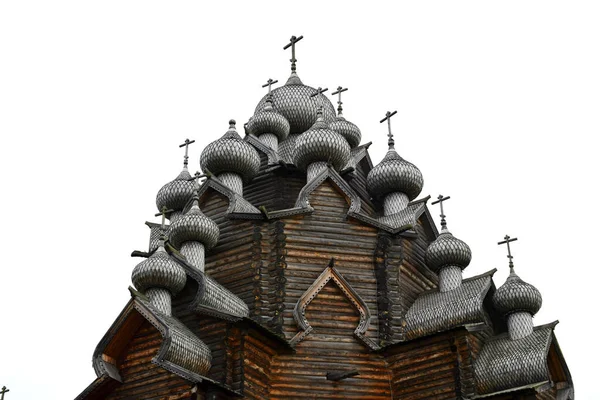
[290, 258, 379, 350]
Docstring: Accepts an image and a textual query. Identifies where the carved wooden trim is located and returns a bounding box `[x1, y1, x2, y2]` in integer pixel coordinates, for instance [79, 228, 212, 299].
[291, 258, 379, 350]
[294, 166, 362, 214]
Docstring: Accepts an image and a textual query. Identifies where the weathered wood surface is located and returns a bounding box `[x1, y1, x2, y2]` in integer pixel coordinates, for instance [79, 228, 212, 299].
[106, 319, 194, 400]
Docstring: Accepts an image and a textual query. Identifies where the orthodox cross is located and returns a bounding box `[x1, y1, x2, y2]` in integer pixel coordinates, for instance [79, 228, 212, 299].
[1, 386, 9, 400]
[431, 194, 451, 229]
[179, 138, 195, 168]
[498, 235, 518, 268]
[380, 110, 398, 148]
[310, 87, 329, 115]
[188, 171, 207, 193]
[262, 78, 278, 95]
[283, 35, 303, 72]
[331, 86, 348, 116]
[155, 206, 174, 233]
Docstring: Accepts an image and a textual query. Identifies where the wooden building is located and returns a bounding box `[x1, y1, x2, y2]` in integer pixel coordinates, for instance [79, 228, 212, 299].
[76, 38, 574, 400]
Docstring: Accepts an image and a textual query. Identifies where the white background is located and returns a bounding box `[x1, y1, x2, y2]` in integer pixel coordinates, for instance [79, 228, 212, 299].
[0, 1, 598, 399]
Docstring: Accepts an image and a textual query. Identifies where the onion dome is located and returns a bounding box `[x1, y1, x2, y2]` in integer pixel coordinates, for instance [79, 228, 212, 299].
[131, 243, 187, 295]
[493, 268, 543, 316]
[156, 168, 196, 212]
[426, 227, 472, 273]
[247, 96, 291, 142]
[329, 117, 361, 148]
[367, 147, 423, 200]
[200, 120, 261, 181]
[254, 74, 336, 134]
[293, 109, 351, 171]
[169, 198, 220, 250]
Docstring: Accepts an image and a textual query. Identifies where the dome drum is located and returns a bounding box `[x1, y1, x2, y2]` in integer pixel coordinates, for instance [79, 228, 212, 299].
[258, 133, 279, 152]
[438, 265, 463, 292]
[383, 192, 409, 216]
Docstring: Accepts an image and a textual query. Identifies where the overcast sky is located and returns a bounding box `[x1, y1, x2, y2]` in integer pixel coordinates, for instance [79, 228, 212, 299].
[1, 1, 598, 399]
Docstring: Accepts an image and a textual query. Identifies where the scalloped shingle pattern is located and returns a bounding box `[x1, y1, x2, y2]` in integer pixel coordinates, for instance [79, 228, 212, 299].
[474, 324, 554, 395]
[169, 204, 220, 250]
[293, 123, 351, 171]
[156, 169, 195, 212]
[367, 149, 423, 200]
[493, 270, 542, 316]
[404, 274, 492, 340]
[425, 230, 472, 272]
[200, 131, 260, 182]
[329, 117, 362, 148]
[131, 248, 187, 295]
[138, 297, 212, 377]
[255, 84, 336, 134]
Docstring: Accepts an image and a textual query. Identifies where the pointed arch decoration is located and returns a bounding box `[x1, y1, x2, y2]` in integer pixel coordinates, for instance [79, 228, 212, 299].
[290, 258, 379, 350]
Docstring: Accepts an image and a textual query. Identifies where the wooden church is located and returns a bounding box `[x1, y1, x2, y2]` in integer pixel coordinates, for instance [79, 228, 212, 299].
[76, 36, 574, 399]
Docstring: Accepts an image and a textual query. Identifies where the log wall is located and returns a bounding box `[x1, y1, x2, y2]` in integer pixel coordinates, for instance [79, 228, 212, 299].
[107, 319, 194, 400]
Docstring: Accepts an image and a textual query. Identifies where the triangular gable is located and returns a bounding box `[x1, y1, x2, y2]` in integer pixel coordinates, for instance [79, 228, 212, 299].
[196, 176, 262, 219]
[90, 291, 211, 387]
[294, 165, 361, 213]
[290, 258, 379, 350]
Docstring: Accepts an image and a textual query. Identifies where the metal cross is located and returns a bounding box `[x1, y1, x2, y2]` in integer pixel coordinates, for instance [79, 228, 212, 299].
[498, 235, 518, 268]
[380, 111, 398, 148]
[188, 171, 207, 193]
[431, 195, 451, 228]
[155, 206, 174, 232]
[1, 386, 9, 400]
[283, 35, 303, 72]
[179, 138, 195, 168]
[310, 87, 329, 116]
[262, 78, 278, 95]
[331, 86, 348, 116]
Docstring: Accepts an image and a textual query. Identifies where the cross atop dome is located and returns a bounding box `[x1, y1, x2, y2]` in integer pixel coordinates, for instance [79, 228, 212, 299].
[179, 138, 195, 168]
[332, 86, 348, 116]
[380, 110, 398, 149]
[498, 235, 518, 269]
[432, 195, 451, 229]
[310, 87, 328, 116]
[284, 35, 303, 73]
[262, 78, 278, 96]
[155, 205, 174, 233]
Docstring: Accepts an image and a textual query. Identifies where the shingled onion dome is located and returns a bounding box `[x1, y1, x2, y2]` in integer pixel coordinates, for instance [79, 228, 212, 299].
[493, 267, 543, 340]
[131, 238, 187, 316]
[247, 93, 290, 152]
[169, 192, 220, 272]
[293, 106, 351, 181]
[156, 168, 195, 223]
[255, 73, 337, 164]
[426, 214, 472, 292]
[367, 136, 424, 216]
[200, 120, 260, 196]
